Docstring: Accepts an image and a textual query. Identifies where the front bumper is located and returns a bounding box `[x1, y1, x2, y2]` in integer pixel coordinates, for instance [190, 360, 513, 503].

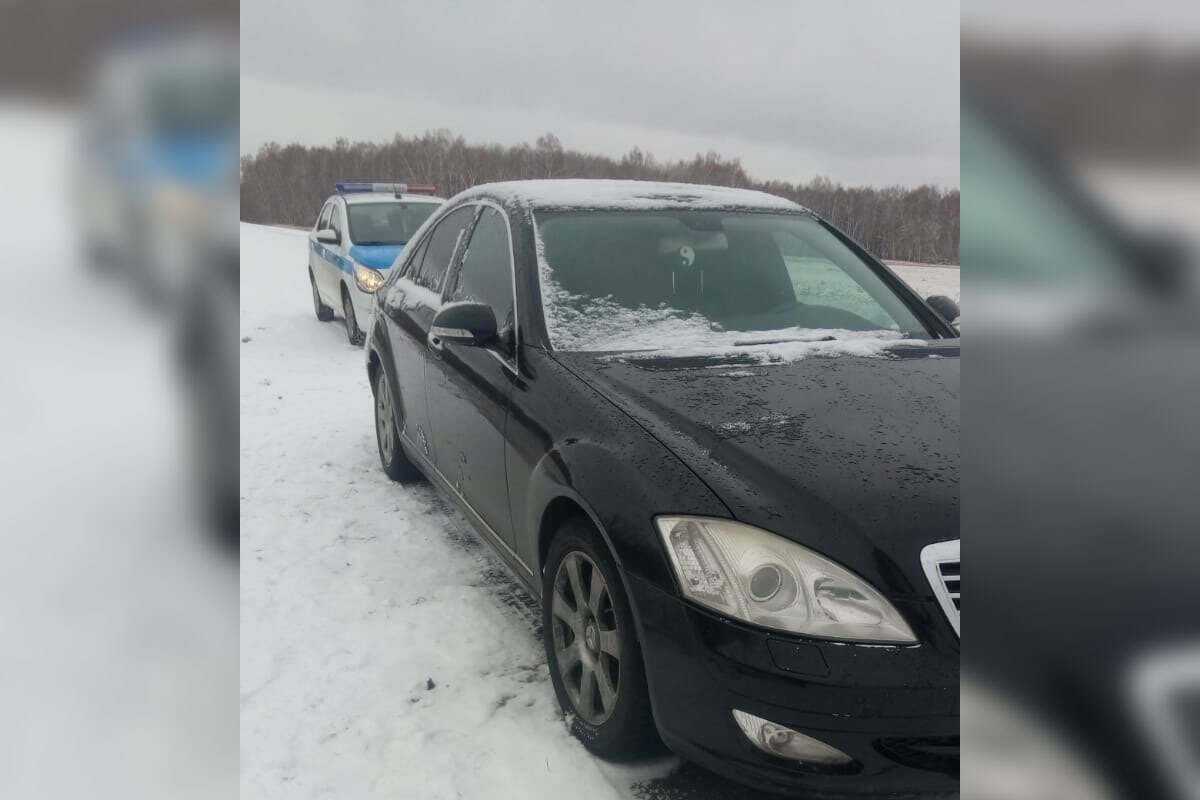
[627, 574, 959, 798]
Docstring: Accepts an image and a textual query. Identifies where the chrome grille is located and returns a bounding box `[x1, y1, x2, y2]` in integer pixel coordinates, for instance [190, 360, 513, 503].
[1130, 644, 1200, 800]
[921, 540, 960, 636]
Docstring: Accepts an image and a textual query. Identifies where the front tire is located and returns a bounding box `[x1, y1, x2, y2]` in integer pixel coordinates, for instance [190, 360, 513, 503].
[311, 270, 333, 321]
[343, 286, 365, 346]
[372, 364, 421, 482]
[543, 518, 658, 759]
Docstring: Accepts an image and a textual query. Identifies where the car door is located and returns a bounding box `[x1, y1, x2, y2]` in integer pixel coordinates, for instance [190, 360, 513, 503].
[425, 204, 519, 549]
[309, 200, 332, 300]
[321, 200, 348, 298]
[378, 204, 478, 464]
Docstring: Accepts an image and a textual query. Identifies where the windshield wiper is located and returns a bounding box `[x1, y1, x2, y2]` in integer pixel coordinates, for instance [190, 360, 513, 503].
[732, 335, 837, 347]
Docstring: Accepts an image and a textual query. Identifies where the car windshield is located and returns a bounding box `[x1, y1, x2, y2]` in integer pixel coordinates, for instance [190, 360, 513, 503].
[147, 67, 238, 135]
[961, 107, 1128, 290]
[535, 209, 929, 353]
[347, 202, 440, 246]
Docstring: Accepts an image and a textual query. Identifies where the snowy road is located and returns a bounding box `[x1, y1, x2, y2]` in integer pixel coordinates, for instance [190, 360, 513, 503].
[239, 223, 958, 799]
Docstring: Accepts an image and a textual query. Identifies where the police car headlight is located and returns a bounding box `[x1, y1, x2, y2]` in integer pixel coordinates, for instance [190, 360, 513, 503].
[354, 264, 386, 293]
[153, 182, 208, 229]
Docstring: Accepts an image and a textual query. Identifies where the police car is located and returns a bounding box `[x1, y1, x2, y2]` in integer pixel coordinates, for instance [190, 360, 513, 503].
[309, 182, 444, 344]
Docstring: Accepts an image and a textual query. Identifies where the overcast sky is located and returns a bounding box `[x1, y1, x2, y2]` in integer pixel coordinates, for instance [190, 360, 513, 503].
[964, 0, 1200, 42]
[241, 1, 959, 188]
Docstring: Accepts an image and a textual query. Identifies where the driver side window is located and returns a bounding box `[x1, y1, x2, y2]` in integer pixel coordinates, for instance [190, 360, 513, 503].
[329, 204, 343, 240]
[414, 206, 478, 292]
[448, 207, 515, 354]
[316, 202, 332, 231]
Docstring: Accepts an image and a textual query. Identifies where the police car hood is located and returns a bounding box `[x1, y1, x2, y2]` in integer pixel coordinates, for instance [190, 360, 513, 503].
[349, 243, 405, 270]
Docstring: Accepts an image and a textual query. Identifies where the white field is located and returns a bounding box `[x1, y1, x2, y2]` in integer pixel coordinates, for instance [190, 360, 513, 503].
[239, 223, 959, 799]
[886, 261, 961, 306]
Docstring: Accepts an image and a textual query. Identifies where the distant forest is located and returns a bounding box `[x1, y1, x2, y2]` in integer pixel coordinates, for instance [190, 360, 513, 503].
[240, 131, 960, 265]
[963, 37, 1200, 164]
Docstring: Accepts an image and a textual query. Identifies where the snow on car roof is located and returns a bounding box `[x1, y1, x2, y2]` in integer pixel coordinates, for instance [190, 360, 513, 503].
[339, 193, 445, 205]
[455, 179, 811, 213]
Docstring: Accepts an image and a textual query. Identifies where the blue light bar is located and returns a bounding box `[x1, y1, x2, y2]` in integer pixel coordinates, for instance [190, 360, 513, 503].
[336, 181, 408, 195]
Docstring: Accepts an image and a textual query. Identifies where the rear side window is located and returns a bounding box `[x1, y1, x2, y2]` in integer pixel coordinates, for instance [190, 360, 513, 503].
[316, 202, 331, 230]
[415, 206, 477, 292]
[450, 207, 515, 343]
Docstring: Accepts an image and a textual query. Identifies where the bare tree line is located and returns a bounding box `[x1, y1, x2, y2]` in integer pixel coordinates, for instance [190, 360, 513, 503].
[964, 37, 1200, 164]
[240, 131, 960, 264]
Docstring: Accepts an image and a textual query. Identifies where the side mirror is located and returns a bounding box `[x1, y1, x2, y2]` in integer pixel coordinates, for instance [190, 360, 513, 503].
[926, 295, 960, 327]
[316, 228, 339, 245]
[429, 302, 497, 348]
[1131, 230, 1193, 295]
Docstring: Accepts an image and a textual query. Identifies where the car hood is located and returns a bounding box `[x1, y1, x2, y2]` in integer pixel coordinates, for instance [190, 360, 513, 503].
[554, 342, 959, 597]
[125, 128, 236, 187]
[349, 243, 405, 270]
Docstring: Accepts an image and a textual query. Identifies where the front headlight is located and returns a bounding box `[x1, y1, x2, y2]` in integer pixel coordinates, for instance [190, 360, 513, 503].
[656, 516, 916, 643]
[354, 264, 385, 293]
[152, 181, 208, 230]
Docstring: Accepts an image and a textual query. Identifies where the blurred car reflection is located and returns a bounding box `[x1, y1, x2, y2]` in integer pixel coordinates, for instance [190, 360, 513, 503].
[75, 29, 237, 307]
[962, 95, 1200, 800]
[73, 28, 239, 544]
[963, 100, 1195, 326]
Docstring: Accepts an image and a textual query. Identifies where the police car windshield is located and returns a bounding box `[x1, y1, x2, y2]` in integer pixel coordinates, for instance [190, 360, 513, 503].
[148, 67, 238, 135]
[347, 202, 439, 246]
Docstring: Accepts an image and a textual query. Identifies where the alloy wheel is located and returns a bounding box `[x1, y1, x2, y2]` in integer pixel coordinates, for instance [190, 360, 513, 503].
[551, 551, 621, 725]
[375, 374, 395, 464]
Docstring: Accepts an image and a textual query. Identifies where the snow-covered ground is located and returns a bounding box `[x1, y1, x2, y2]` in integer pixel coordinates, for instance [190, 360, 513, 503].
[1080, 162, 1200, 241]
[0, 104, 236, 800]
[886, 261, 961, 306]
[239, 223, 959, 799]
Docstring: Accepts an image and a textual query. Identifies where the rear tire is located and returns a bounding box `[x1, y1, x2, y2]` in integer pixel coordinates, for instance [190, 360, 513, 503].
[343, 286, 365, 346]
[372, 364, 421, 482]
[311, 270, 333, 321]
[543, 518, 659, 759]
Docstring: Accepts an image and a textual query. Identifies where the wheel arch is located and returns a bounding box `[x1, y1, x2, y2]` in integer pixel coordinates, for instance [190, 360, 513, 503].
[366, 346, 382, 384]
[364, 332, 410, 433]
[537, 494, 604, 578]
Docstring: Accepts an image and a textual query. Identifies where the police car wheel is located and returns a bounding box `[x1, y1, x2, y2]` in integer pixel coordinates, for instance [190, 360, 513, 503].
[373, 366, 421, 482]
[311, 271, 333, 321]
[343, 287, 364, 346]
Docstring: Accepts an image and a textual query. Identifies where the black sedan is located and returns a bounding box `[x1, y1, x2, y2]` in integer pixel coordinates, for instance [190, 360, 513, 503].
[363, 180, 960, 797]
